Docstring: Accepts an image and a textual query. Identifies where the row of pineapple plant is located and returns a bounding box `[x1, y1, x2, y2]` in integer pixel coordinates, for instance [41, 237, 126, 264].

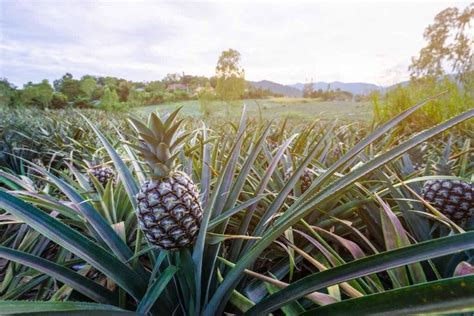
[0, 100, 472, 315]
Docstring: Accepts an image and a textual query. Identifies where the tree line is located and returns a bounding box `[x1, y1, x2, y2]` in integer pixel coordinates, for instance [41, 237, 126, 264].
[0, 49, 281, 111]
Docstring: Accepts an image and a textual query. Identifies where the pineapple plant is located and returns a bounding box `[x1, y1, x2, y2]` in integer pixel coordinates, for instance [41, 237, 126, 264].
[300, 167, 314, 193]
[407, 143, 428, 171]
[28, 158, 46, 189]
[87, 163, 115, 188]
[130, 108, 203, 250]
[267, 123, 287, 152]
[267, 137, 279, 151]
[284, 165, 314, 196]
[422, 142, 473, 224]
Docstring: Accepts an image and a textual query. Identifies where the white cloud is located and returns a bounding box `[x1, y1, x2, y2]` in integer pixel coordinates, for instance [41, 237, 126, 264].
[0, 0, 471, 86]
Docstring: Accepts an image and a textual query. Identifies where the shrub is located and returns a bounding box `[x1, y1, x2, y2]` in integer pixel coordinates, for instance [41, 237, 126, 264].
[373, 78, 473, 130]
[50, 92, 69, 109]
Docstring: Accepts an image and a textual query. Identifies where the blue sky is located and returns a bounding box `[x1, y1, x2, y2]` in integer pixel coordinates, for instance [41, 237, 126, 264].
[0, 0, 470, 87]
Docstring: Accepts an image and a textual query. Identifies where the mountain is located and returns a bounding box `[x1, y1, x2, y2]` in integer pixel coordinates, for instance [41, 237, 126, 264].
[248, 79, 411, 97]
[248, 80, 303, 97]
[291, 81, 382, 95]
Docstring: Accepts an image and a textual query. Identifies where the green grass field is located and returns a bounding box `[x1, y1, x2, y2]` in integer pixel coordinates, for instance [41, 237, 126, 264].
[135, 98, 373, 122]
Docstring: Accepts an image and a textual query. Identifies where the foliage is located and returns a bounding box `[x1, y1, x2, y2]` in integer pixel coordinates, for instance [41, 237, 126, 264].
[242, 84, 282, 99]
[0, 79, 21, 107]
[373, 77, 473, 131]
[79, 76, 98, 99]
[410, 3, 473, 86]
[303, 81, 314, 98]
[117, 81, 132, 102]
[50, 92, 69, 109]
[198, 84, 215, 117]
[216, 49, 246, 108]
[20, 80, 54, 109]
[305, 86, 354, 101]
[0, 98, 472, 315]
[54, 73, 85, 101]
[100, 87, 122, 111]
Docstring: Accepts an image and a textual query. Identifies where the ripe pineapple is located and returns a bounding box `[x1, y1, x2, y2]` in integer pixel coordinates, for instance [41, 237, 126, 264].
[422, 179, 473, 223]
[284, 166, 314, 194]
[300, 168, 314, 193]
[422, 143, 473, 224]
[130, 108, 203, 250]
[88, 164, 115, 188]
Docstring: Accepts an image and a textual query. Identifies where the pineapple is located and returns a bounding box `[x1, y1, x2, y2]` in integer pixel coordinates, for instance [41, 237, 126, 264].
[267, 138, 278, 152]
[284, 166, 314, 194]
[300, 168, 314, 193]
[130, 108, 203, 250]
[88, 164, 115, 188]
[267, 128, 281, 152]
[422, 142, 473, 224]
[422, 179, 473, 223]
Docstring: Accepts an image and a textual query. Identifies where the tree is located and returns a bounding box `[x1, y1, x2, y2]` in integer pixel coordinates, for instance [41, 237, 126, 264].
[0, 79, 21, 107]
[215, 49, 245, 113]
[20, 80, 54, 109]
[303, 81, 314, 98]
[100, 86, 121, 111]
[127, 89, 146, 107]
[117, 80, 132, 102]
[102, 77, 118, 90]
[54, 73, 72, 91]
[79, 76, 97, 98]
[54, 73, 83, 101]
[198, 84, 215, 117]
[50, 92, 68, 109]
[163, 73, 182, 85]
[410, 4, 473, 84]
[145, 81, 165, 93]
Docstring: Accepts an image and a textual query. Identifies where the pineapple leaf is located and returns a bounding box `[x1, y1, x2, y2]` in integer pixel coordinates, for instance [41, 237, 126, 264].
[163, 119, 185, 145]
[246, 231, 474, 315]
[0, 190, 147, 301]
[136, 265, 178, 314]
[301, 275, 474, 315]
[205, 107, 473, 316]
[0, 246, 117, 304]
[150, 112, 165, 142]
[0, 301, 132, 315]
[128, 116, 154, 139]
[170, 131, 192, 152]
[163, 106, 183, 129]
[30, 162, 144, 278]
[155, 143, 171, 162]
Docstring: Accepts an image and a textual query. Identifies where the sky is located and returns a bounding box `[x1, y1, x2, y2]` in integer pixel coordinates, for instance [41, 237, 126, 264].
[0, 0, 471, 87]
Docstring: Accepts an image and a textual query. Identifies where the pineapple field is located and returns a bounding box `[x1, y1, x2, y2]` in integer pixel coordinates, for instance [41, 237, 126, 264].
[0, 98, 473, 315]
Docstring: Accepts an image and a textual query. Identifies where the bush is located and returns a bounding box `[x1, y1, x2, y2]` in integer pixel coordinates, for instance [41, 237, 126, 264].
[74, 97, 94, 109]
[373, 78, 473, 130]
[199, 87, 215, 116]
[99, 86, 124, 111]
[50, 92, 69, 109]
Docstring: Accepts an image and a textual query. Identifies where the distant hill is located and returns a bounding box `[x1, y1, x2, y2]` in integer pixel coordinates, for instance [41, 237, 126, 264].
[248, 79, 412, 97]
[291, 81, 382, 95]
[248, 80, 303, 97]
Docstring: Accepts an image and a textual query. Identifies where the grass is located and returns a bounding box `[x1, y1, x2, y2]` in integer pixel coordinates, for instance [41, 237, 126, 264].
[135, 98, 373, 122]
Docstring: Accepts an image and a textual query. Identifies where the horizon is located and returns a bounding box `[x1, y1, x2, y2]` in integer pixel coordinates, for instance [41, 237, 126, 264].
[1, 0, 471, 87]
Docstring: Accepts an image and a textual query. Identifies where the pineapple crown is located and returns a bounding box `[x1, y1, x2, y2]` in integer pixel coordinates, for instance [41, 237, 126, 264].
[433, 137, 454, 176]
[129, 107, 189, 179]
